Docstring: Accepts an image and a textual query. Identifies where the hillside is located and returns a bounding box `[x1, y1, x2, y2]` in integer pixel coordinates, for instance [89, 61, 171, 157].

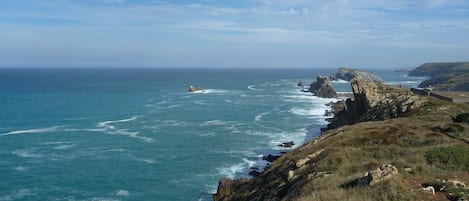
[409, 62, 469, 91]
[213, 79, 469, 201]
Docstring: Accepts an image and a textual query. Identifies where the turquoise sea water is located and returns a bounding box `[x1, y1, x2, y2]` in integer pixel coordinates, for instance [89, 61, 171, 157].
[0, 68, 425, 201]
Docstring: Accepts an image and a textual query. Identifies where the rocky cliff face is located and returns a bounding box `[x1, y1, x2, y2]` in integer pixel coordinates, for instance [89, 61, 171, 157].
[327, 78, 426, 129]
[329, 67, 382, 83]
[308, 76, 337, 98]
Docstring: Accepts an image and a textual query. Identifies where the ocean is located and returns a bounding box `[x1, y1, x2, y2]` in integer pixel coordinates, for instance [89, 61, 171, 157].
[0, 68, 425, 201]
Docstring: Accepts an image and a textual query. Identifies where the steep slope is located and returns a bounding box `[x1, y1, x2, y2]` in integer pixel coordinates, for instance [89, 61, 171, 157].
[213, 79, 469, 201]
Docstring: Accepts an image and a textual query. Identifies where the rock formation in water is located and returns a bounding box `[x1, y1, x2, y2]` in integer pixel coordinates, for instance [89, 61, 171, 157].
[329, 67, 383, 83]
[308, 75, 337, 98]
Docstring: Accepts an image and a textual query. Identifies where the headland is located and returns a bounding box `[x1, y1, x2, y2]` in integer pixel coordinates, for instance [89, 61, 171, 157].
[213, 66, 469, 201]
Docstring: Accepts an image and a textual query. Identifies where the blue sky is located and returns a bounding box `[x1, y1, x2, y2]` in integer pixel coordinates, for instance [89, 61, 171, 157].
[1, 0, 469, 68]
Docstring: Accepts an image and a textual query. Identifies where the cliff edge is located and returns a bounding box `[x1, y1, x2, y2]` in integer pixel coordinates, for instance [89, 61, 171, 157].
[213, 79, 469, 201]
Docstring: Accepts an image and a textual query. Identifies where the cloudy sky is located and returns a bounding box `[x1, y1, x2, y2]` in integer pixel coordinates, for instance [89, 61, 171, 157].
[1, 0, 469, 68]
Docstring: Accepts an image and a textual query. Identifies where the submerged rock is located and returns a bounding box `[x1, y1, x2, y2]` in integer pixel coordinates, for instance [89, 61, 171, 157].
[309, 75, 338, 98]
[278, 141, 295, 148]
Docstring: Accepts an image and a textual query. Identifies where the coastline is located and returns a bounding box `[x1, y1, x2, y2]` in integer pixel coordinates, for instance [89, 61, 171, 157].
[212, 74, 469, 201]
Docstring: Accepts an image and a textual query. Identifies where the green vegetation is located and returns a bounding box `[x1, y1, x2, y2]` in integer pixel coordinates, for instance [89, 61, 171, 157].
[409, 62, 469, 90]
[425, 146, 469, 171]
[215, 81, 469, 201]
[455, 113, 469, 123]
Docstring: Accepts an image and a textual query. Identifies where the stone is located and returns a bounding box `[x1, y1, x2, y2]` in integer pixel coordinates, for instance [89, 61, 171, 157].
[447, 180, 467, 189]
[309, 75, 338, 98]
[287, 170, 296, 181]
[295, 149, 325, 168]
[357, 164, 398, 186]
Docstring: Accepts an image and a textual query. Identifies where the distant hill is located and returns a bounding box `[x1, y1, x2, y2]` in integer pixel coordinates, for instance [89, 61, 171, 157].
[409, 62, 469, 91]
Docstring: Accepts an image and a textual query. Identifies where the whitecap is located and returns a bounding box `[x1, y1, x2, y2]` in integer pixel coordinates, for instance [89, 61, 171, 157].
[289, 107, 329, 117]
[95, 116, 153, 142]
[332, 79, 350, 83]
[14, 166, 28, 171]
[254, 112, 270, 121]
[96, 116, 139, 128]
[0, 126, 63, 137]
[116, 190, 130, 196]
[201, 120, 228, 126]
[11, 149, 43, 158]
[194, 89, 240, 95]
[128, 155, 156, 164]
[0, 189, 33, 200]
[52, 144, 76, 150]
[216, 158, 254, 178]
[247, 85, 263, 91]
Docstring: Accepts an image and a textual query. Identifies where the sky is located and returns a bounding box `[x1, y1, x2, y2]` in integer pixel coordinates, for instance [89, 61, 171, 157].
[1, 0, 469, 68]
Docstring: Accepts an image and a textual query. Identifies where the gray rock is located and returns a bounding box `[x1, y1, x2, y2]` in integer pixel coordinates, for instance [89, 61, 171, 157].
[330, 67, 383, 83]
[357, 164, 398, 186]
[309, 75, 338, 98]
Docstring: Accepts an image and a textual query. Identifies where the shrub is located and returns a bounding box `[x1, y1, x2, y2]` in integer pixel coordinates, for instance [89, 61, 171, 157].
[425, 146, 469, 171]
[455, 113, 469, 123]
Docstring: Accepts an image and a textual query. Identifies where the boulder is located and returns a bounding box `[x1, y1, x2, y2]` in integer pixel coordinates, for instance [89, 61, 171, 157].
[357, 164, 398, 186]
[309, 75, 338, 98]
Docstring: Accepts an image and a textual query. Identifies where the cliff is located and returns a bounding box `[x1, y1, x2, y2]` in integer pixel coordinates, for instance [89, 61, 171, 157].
[308, 76, 338, 98]
[409, 62, 469, 91]
[213, 79, 469, 201]
[327, 78, 426, 129]
[329, 67, 383, 83]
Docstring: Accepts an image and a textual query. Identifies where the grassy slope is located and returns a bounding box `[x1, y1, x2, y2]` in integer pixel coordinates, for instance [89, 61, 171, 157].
[221, 94, 469, 201]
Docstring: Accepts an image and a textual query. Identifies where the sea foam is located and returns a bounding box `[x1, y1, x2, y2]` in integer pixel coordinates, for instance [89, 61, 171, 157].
[0, 126, 62, 137]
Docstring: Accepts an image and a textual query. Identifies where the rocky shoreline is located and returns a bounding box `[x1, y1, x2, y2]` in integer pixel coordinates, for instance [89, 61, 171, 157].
[213, 74, 469, 201]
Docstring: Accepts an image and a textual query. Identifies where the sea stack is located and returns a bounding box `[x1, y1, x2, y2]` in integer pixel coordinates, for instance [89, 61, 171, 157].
[308, 75, 338, 98]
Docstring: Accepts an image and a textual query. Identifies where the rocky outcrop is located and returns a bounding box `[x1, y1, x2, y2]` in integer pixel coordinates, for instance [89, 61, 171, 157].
[213, 178, 250, 201]
[357, 164, 399, 186]
[329, 67, 382, 83]
[327, 78, 426, 129]
[409, 62, 469, 91]
[309, 75, 338, 98]
[211, 76, 469, 201]
[188, 85, 203, 92]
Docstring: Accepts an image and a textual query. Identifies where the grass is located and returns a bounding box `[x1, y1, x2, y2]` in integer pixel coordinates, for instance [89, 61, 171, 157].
[425, 145, 469, 171]
[216, 83, 469, 201]
[423, 179, 469, 200]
